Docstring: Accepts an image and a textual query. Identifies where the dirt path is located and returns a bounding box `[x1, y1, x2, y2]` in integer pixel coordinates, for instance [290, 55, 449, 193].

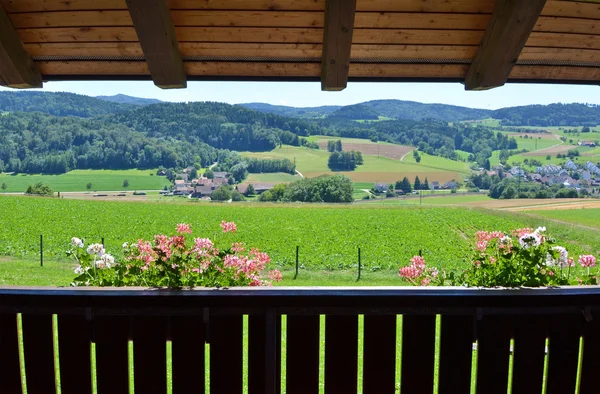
[400, 149, 414, 162]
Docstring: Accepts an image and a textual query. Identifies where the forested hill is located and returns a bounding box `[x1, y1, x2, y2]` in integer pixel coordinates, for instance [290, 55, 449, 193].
[491, 103, 600, 127]
[96, 94, 163, 106]
[240, 102, 340, 118]
[0, 91, 136, 117]
[241, 99, 492, 121]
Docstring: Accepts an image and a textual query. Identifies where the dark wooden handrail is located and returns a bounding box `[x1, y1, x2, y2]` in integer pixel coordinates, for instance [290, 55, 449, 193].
[0, 286, 599, 394]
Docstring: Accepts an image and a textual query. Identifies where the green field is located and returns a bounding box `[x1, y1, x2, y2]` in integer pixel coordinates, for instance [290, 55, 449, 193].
[0, 169, 170, 193]
[0, 196, 599, 288]
[525, 208, 600, 230]
[361, 194, 492, 206]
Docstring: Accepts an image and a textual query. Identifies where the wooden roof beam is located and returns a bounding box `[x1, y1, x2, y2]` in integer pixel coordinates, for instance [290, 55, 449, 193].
[465, 0, 547, 91]
[0, 5, 41, 88]
[126, 0, 186, 89]
[321, 0, 357, 91]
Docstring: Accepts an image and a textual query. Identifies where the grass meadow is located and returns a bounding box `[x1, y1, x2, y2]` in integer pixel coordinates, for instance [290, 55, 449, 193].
[0, 169, 170, 193]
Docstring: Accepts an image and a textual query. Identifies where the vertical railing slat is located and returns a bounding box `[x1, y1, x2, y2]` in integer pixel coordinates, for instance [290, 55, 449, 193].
[210, 314, 243, 394]
[248, 311, 281, 394]
[95, 316, 130, 394]
[401, 315, 436, 394]
[476, 315, 512, 394]
[580, 309, 600, 394]
[286, 315, 320, 394]
[439, 315, 474, 394]
[0, 313, 21, 394]
[22, 314, 56, 394]
[171, 315, 205, 394]
[512, 315, 547, 394]
[57, 315, 92, 394]
[325, 315, 359, 394]
[132, 316, 168, 394]
[362, 314, 396, 394]
[546, 314, 584, 394]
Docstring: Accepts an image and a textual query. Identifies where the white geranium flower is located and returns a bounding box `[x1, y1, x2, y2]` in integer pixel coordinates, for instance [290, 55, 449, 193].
[122, 242, 129, 249]
[97, 253, 115, 269]
[534, 226, 546, 234]
[74, 266, 85, 275]
[550, 246, 569, 268]
[519, 233, 541, 249]
[71, 237, 84, 248]
[86, 243, 105, 256]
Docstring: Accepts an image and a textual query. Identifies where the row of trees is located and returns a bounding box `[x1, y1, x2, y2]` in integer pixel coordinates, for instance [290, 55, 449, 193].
[327, 139, 343, 152]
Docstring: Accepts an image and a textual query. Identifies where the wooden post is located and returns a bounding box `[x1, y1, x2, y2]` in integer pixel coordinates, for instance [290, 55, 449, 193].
[357, 247, 361, 282]
[101, 238, 105, 247]
[294, 246, 299, 279]
[40, 235, 43, 267]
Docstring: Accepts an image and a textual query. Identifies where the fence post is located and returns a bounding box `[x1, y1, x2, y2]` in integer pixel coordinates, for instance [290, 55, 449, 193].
[101, 237, 105, 247]
[40, 235, 43, 267]
[357, 247, 361, 281]
[294, 246, 299, 279]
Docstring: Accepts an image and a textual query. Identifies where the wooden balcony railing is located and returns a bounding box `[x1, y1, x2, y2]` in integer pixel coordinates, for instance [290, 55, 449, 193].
[0, 286, 599, 394]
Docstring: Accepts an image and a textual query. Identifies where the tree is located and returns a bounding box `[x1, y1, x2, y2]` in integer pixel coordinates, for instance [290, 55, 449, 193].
[582, 126, 591, 133]
[1, 183, 6, 191]
[211, 185, 232, 201]
[335, 139, 342, 152]
[231, 191, 245, 201]
[401, 177, 412, 193]
[189, 168, 198, 179]
[205, 169, 215, 179]
[422, 177, 429, 190]
[413, 150, 421, 163]
[327, 140, 335, 152]
[123, 179, 129, 188]
[245, 184, 256, 196]
[414, 176, 422, 190]
[86, 183, 92, 190]
[484, 159, 491, 171]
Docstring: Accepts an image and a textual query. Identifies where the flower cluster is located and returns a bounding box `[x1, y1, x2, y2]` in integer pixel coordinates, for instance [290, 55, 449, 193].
[68, 222, 282, 288]
[397, 227, 598, 288]
[398, 256, 438, 286]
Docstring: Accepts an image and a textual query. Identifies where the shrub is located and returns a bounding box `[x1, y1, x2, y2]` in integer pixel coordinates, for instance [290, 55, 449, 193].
[68, 222, 282, 288]
[25, 182, 54, 196]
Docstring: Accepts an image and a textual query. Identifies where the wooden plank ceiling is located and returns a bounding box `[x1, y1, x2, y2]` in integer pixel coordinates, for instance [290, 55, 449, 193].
[0, 0, 599, 90]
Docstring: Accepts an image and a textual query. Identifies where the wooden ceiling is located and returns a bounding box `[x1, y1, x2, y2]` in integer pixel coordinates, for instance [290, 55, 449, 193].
[1, 0, 600, 91]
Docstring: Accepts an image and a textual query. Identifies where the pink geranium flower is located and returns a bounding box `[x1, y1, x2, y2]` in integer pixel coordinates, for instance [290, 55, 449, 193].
[220, 220, 237, 233]
[269, 270, 283, 282]
[176, 223, 192, 234]
[579, 255, 597, 268]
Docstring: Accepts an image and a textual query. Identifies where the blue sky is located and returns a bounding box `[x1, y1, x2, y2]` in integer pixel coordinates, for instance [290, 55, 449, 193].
[1, 81, 599, 109]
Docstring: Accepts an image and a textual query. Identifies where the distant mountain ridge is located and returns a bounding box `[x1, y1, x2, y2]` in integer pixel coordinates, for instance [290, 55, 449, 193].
[241, 99, 492, 122]
[0, 91, 598, 127]
[96, 94, 163, 106]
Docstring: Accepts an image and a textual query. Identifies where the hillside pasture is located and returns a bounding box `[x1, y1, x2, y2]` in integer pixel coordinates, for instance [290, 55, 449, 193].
[246, 172, 300, 183]
[242, 145, 468, 184]
[0, 169, 170, 193]
[315, 140, 413, 161]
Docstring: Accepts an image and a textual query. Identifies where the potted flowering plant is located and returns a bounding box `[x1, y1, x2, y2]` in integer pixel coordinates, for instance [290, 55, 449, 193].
[399, 227, 598, 287]
[68, 221, 282, 288]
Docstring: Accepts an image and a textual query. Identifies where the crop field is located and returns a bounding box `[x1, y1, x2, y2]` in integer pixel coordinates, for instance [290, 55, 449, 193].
[0, 169, 170, 193]
[313, 138, 413, 161]
[0, 196, 599, 284]
[242, 145, 468, 183]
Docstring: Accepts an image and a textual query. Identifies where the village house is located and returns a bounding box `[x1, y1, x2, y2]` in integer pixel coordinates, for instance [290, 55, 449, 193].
[430, 181, 441, 190]
[442, 181, 458, 189]
[373, 183, 389, 193]
[578, 141, 597, 147]
[237, 183, 276, 195]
